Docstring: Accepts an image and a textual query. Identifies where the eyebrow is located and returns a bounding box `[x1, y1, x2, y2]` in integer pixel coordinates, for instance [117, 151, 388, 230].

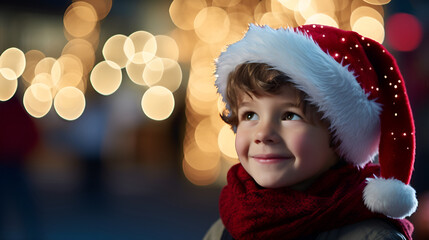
[238, 101, 302, 109]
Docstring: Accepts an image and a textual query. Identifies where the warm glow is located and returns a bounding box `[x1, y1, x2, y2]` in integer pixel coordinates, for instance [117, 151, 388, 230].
[0, 69, 18, 101]
[156, 58, 182, 92]
[363, 0, 391, 5]
[253, 1, 269, 24]
[305, 13, 339, 28]
[102, 34, 135, 68]
[278, 0, 300, 11]
[350, 6, 384, 27]
[143, 57, 163, 86]
[226, 12, 253, 45]
[352, 16, 385, 43]
[32, 73, 55, 96]
[35, 57, 56, 77]
[169, 0, 207, 30]
[56, 72, 85, 93]
[194, 118, 219, 153]
[0, 47, 26, 79]
[54, 87, 86, 121]
[182, 156, 220, 186]
[258, 12, 294, 29]
[143, 58, 183, 92]
[81, 0, 112, 20]
[125, 61, 147, 86]
[190, 43, 217, 72]
[184, 142, 220, 171]
[187, 70, 218, 103]
[141, 86, 175, 121]
[62, 39, 95, 75]
[298, 0, 318, 20]
[194, 7, 230, 44]
[51, 54, 84, 87]
[154, 35, 179, 61]
[64, 1, 98, 38]
[23, 83, 52, 118]
[218, 125, 238, 159]
[212, 0, 241, 8]
[186, 88, 217, 116]
[90, 60, 122, 95]
[170, 29, 198, 63]
[128, 31, 157, 64]
[22, 50, 45, 86]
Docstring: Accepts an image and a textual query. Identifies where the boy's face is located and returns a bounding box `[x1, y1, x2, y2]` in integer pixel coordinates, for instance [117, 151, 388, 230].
[235, 85, 338, 189]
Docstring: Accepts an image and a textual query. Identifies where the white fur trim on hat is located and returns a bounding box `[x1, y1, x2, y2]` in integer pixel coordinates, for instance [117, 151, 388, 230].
[363, 177, 418, 219]
[215, 24, 381, 167]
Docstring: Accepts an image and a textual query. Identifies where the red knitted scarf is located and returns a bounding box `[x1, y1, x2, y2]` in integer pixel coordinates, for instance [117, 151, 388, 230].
[219, 163, 413, 240]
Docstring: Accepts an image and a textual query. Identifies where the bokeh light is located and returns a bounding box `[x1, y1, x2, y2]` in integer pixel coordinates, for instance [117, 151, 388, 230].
[32, 73, 55, 96]
[0, 69, 18, 101]
[169, 0, 207, 30]
[62, 38, 95, 75]
[51, 54, 84, 86]
[143, 58, 182, 92]
[194, 7, 230, 44]
[154, 35, 179, 61]
[90, 60, 122, 96]
[54, 86, 86, 121]
[218, 125, 238, 159]
[194, 118, 219, 153]
[125, 61, 147, 86]
[23, 83, 52, 118]
[0, 47, 26, 79]
[143, 57, 163, 87]
[22, 50, 45, 86]
[102, 34, 135, 68]
[141, 86, 175, 121]
[350, 6, 384, 28]
[63, 1, 98, 38]
[386, 13, 422, 52]
[352, 16, 385, 43]
[128, 31, 157, 64]
[305, 13, 338, 28]
[80, 0, 112, 20]
[363, 0, 391, 5]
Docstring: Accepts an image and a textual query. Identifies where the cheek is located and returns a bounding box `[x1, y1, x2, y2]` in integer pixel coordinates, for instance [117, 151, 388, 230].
[287, 128, 330, 158]
[235, 130, 249, 158]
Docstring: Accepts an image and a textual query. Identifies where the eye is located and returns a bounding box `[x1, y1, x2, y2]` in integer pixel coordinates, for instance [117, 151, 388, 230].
[282, 112, 302, 121]
[244, 112, 259, 121]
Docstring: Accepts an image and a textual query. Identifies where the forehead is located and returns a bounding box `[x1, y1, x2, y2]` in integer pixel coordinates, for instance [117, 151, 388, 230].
[238, 84, 303, 105]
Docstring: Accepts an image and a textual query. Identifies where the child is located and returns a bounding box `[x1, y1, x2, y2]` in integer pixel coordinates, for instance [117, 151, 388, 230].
[204, 24, 418, 239]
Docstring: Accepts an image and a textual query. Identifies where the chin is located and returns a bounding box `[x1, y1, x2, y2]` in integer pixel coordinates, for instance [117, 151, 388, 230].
[255, 177, 288, 189]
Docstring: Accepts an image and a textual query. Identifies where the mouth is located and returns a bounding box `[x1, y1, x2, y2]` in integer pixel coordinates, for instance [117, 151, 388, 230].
[251, 154, 294, 164]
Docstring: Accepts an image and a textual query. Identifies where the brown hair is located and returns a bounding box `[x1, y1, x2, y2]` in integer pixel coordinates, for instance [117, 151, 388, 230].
[221, 62, 326, 128]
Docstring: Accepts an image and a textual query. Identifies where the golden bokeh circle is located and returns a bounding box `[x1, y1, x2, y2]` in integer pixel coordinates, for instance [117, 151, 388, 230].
[0, 47, 26, 79]
[194, 7, 230, 44]
[23, 83, 52, 118]
[54, 86, 86, 121]
[90, 60, 122, 95]
[0, 69, 18, 101]
[141, 86, 175, 121]
[103, 34, 135, 68]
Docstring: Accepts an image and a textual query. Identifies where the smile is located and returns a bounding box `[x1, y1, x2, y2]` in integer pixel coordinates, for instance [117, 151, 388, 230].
[251, 154, 294, 164]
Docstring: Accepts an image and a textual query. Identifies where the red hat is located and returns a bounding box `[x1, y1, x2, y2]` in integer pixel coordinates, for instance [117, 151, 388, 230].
[215, 24, 417, 219]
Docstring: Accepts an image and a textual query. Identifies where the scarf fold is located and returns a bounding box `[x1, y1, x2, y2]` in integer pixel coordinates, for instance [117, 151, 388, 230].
[219, 163, 413, 240]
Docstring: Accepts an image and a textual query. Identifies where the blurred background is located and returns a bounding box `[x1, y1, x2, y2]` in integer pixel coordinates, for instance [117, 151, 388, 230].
[0, 0, 428, 239]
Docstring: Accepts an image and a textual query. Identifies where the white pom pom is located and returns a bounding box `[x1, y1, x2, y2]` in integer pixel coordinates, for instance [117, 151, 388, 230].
[363, 177, 418, 219]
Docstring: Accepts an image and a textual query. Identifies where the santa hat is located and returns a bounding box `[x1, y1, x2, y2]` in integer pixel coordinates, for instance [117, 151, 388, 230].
[215, 24, 417, 219]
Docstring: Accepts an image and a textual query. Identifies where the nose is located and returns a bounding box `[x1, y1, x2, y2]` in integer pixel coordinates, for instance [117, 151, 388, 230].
[254, 121, 281, 145]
